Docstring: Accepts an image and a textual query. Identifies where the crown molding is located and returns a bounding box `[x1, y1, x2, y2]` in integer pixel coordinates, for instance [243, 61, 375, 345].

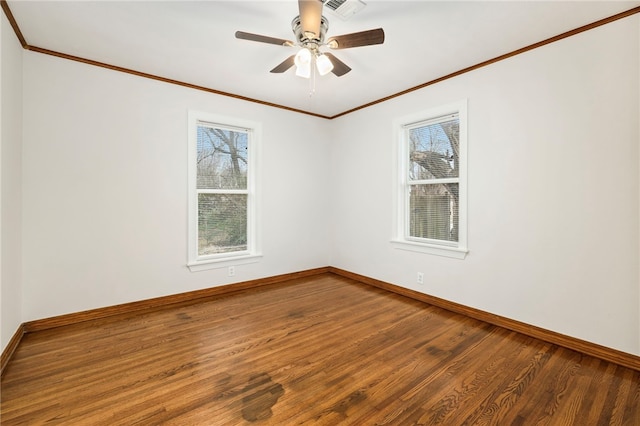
[2, 1, 639, 119]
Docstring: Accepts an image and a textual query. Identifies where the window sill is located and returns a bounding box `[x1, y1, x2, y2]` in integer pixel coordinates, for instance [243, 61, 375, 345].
[187, 254, 262, 272]
[391, 240, 468, 260]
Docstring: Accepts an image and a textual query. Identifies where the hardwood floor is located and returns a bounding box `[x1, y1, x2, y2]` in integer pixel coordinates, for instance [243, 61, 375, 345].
[1, 273, 639, 425]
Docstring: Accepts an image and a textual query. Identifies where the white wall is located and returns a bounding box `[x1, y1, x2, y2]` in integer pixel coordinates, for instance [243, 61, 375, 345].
[330, 17, 640, 355]
[21, 52, 331, 321]
[1, 12, 24, 352]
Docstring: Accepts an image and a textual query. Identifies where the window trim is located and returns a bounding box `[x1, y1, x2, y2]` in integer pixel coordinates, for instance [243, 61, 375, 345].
[187, 110, 262, 272]
[391, 100, 468, 259]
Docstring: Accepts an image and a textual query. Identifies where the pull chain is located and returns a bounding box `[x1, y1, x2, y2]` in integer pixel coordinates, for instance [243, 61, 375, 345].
[308, 61, 317, 97]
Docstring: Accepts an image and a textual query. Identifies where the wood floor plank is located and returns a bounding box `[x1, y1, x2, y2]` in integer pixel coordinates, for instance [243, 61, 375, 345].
[2, 273, 639, 425]
[401, 329, 530, 425]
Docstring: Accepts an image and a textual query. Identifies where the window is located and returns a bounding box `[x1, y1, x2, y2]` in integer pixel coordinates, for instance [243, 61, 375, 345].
[188, 111, 261, 271]
[393, 100, 468, 259]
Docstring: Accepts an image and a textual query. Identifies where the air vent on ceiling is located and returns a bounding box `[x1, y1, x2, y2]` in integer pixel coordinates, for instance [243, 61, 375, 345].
[323, 0, 367, 20]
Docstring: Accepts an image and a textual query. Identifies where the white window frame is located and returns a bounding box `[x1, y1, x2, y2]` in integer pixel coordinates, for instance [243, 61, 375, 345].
[187, 110, 262, 272]
[392, 100, 468, 259]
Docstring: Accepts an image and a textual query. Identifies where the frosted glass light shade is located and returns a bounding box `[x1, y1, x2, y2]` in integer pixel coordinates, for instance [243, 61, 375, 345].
[316, 54, 334, 76]
[294, 48, 312, 78]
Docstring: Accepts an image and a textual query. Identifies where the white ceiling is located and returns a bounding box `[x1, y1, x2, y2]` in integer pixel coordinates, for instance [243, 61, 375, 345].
[6, 1, 640, 117]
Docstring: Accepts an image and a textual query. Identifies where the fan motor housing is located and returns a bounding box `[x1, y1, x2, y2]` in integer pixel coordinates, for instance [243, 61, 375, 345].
[291, 15, 329, 46]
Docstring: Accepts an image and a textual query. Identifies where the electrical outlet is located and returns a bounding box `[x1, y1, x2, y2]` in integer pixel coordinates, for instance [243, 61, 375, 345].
[417, 272, 424, 285]
[228, 266, 235, 277]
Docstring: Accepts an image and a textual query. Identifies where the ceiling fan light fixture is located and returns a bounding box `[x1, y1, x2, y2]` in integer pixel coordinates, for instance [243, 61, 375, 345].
[236, 1, 385, 80]
[316, 53, 334, 76]
[294, 48, 312, 78]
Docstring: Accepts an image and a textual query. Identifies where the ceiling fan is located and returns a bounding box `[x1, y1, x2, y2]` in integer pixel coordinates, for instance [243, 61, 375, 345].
[235, 0, 385, 78]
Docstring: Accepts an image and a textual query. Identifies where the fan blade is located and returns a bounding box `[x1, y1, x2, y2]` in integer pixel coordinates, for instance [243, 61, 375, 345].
[324, 53, 351, 77]
[327, 28, 385, 49]
[270, 55, 296, 73]
[298, 0, 323, 39]
[235, 31, 294, 47]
